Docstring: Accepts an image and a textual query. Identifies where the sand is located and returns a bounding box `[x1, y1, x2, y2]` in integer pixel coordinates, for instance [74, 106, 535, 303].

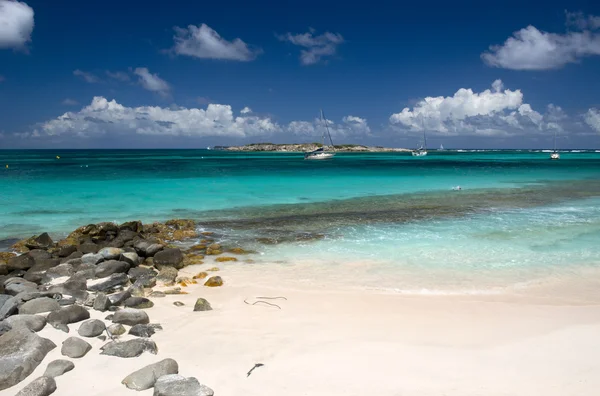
[4, 262, 600, 396]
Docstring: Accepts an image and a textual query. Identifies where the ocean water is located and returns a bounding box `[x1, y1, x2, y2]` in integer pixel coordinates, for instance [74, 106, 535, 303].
[2, 149, 600, 297]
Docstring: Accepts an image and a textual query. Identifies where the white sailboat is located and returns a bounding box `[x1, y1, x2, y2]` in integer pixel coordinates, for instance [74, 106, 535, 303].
[412, 129, 428, 157]
[439, 143, 445, 151]
[304, 109, 336, 160]
[550, 129, 560, 160]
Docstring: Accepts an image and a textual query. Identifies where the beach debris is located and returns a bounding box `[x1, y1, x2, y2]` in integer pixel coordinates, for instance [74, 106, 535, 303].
[246, 363, 264, 377]
[122, 358, 179, 391]
[173, 301, 184, 307]
[243, 296, 287, 310]
[61, 336, 92, 358]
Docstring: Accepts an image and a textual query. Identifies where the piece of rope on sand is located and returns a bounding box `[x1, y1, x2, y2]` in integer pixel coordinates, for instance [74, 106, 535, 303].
[243, 296, 287, 309]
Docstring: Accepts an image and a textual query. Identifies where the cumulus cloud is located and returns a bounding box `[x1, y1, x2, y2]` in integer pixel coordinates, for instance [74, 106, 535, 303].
[30, 97, 280, 138]
[240, 107, 252, 114]
[277, 28, 344, 65]
[585, 108, 600, 133]
[288, 114, 371, 137]
[105, 70, 130, 82]
[0, 0, 34, 50]
[133, 67, 170, 97]
[482, 13, 600, 70]
[73, 69, 100, 83]
[170, 23, 260, 61]
[62, 98, 78, 106]
[389, 80, 563, 136]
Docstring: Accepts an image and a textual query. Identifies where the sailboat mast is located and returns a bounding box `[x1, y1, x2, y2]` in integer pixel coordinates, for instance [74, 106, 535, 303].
[321, 109, 336, 152]
[553, 129, 557, 152]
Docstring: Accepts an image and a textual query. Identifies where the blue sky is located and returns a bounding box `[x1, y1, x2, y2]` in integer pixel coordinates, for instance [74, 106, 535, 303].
[1, 0, 600, 149]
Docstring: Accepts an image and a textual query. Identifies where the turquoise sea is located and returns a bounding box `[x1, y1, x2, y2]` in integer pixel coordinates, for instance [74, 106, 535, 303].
[2, 149, 600, 297]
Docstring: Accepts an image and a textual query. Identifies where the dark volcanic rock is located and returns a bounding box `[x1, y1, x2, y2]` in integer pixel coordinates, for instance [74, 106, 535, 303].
[121, 358, 178, 391]
[120, 251, 140, 267]
[58, 297, 76, 306]
[80, 253, 103, 265]
[127, 266, 157, 283]
[78, 242, 99, 255]
[15, 376, 57, 396]
[129, 323, 162, 338]
[156, 267, 178, 285]
[43, 360, 74, 378]
[119, 220, 143, 233]
[107, 323, 126, 336]
[24, 259, 61, 284]
[5, 315, 47, 332]
[193, 298, 212, 312]
[46, 305, 90, 325]
[4, 278, 38, 296]
[98, 247, 125, 260]
[41, 264, 75, 284]
[61, 336, 92, 358]
[153, 375, 214, 396]
[77, 319, 105, 337]
[87, 273, 129, 292]
[93, 292, 111, 311]
[153, 249, 184, 270]
[27, 250, 52, 261]
[124, 297, 154, 309]
[112, 308, 149, 326]
[134, 240, 163, 257]
[60, 251, 83, 264]
[100, 338, 157, 358]
[46, 274, 89, 301]
[108, 290, 131, 306]
[25, 233, 54, 250]
[73, 263, 96, 279]
[57, 245, 78, 258]
[94, 260, 130, 278]
[0, 329, 56, 391]
[108, 230, 139, 248]
[19, 297, 61, 315]
[7, 254, 35, 271]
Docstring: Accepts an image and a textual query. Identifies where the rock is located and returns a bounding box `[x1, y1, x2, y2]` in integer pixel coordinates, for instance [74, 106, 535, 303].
[41, 264, 75, 284]
[112, 308, 149, 326]
[203, 276, 223, 287]
[19, 297, 61, 315]
[128, 282, 145, 297]
[100, 338, 158, 358]
[157, 267, 178, 284]
[94, 260, 130, 278]
[153, 375, 214, 396]
[0, 293, 10, 308]
[24, 259, 61, 284]
[93, 292, 111, 311]
[43, 360, 74, 378]
[129, 323, 162, 338]
[27, 250, 51, 260]
[25, 233, 54, 251]
[149, 291, 166, 297]
[73, 263, 96, 279]
[215, 256, 237, 262]
[0, 321, 11, 335]
[136, 275, 157, 289]
[173, 301, 184, 307]
[164, 288, 185, 295]
[228, 247, 248, 254]
[46, 305, 90, 325]
[107, 230, 139, 248]
[80, 253, 103, 265]
[0, 295, 18, 319]
[46, 274, 89, 301]
[120, 252, 140, 266]
[207, 243, 221, 251]
[87, 273, 129, 292]
[57, 245, 77, 258]
[153, 249, 184, 270]
[4, 278, 38, 296]
[134, 240, 164, 257]
[77, 319, 105, 337]
[83, 294, 96, 307]
[193, 298, 212, 312]
[122, 358, 179, 391]
[78, 242, 99, 255]
[206, 267, 220, 272]
[50, 323, 69, 333]
[107, 323, 126, 336]
[15, 376, 57, 396]
[124, 297, 154, 309]
[58, 297, 76, 306]
[7, 254, 35, 271]
[108, 290, 131, 306]
[128, 266, 157, 282]
[59, 251, 82, 264]
[61, 336, 92, 358]
[119, 220, 143, 233]
[98, 247, 124, 260]
[193, 272, 208, 280]
[5, 315, 47, 332]
[0, 263, 7, 276]
[0, 329, 56, 391]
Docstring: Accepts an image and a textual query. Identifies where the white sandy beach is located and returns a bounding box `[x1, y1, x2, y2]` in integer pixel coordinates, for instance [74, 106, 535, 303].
[4, 260, 600, 396]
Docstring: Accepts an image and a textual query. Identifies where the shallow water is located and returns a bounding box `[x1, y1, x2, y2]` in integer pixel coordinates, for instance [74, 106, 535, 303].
[2, 149, 600, 296]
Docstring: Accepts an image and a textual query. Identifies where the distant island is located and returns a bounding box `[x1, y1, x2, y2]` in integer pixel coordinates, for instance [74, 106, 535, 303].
[215, 143, 411, 152]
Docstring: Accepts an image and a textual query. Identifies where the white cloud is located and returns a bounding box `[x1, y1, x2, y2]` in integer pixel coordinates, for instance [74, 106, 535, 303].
[288, 114, 371, 138]
[133, 67, 170, 97]
[240, 107, 252, 114]
[105, 70, 130, 82]
[566, 11, 600, 31]
[389, 80, 563, 136]
[482, 13, 600, 70]
[30, 97, 280, 138]
[585, 108, 600, 133]
[170, 24, 260, 61]
[73, 69, 100, 83]
[62, 98, 78, 106]
[277, 28, 344, 65]
[0, 0, 34, 50]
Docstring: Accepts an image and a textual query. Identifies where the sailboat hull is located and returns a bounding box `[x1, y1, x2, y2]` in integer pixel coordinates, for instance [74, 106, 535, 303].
[411, 150, 428, 157]
[550, 152, 560, 160]
[305, 152, 335, 160]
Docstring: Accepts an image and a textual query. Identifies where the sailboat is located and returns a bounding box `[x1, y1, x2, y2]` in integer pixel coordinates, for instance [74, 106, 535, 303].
[439, 143, 445, 151]
[304, 110, 336, 160]
[411, 129, 428, 157]
[550, 129, 560, 160]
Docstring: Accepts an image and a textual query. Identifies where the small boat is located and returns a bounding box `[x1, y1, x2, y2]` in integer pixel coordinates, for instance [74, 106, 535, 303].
[305, 110, 336, 160]
[550, 129, 560, 160]
[411, 130, 428, 157]
[439, 143, 445, 151]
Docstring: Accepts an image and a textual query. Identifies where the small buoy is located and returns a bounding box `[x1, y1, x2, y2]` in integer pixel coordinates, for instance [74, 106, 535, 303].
[56, 155, 60, 159]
